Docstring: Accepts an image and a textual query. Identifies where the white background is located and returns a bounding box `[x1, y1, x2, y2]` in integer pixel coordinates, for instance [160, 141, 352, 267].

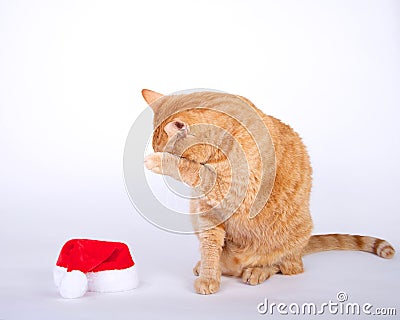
[1, 0, 399, 319]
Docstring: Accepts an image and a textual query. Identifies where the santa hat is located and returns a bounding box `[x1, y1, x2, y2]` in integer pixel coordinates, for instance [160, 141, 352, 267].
[54, 239, 139, 299]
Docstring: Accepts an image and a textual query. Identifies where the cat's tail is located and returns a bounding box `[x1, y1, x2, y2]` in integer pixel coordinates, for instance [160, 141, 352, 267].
[303, 234, 395, 259]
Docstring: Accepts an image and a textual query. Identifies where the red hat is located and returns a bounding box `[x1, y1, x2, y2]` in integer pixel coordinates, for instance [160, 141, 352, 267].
[54, 239, 139, 298]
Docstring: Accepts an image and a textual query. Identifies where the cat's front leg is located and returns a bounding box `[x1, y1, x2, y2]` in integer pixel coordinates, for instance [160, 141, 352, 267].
[194, 226, 225, 295]
[145, 152, 199, 185]
[144, 152, 178, 176]
[145, 152, 215, 189]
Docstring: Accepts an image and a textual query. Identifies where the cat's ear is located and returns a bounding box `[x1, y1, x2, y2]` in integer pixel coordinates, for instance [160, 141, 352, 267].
[141, 89, 164, 106]
[164, 119, 188, 138]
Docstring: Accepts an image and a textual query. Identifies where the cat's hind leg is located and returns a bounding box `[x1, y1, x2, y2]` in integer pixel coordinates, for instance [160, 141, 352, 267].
[240, 251, 304, 285]
[278, 254, 304, 275]
[241, 265, 280, 285]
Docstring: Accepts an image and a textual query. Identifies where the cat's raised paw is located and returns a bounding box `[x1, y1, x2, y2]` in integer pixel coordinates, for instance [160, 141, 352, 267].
[194, 277, 220, 295]
[144, 152, 163, 174]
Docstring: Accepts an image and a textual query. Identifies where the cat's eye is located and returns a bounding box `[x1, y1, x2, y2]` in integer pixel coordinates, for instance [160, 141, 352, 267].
[175, 121, 185, 130]
[164, 119, 189, 138]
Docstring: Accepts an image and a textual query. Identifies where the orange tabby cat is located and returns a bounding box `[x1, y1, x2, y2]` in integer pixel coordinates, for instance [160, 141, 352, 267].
[142, 89, 395, 295]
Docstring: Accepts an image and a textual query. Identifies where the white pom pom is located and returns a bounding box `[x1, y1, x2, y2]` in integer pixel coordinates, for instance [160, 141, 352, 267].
[59, 270, 88, 299]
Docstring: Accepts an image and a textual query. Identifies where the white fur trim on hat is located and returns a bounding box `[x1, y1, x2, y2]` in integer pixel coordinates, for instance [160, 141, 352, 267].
[87, 265, 139, 292]
[54, 265, 139, 297]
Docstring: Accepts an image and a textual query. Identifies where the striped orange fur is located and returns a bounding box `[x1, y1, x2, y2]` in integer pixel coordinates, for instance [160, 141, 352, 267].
[304, 234, 395, 259]
[142, 89, 395, 294]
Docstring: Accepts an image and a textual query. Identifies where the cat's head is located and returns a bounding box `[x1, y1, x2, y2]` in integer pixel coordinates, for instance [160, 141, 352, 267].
[141, 89, 236, 165]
